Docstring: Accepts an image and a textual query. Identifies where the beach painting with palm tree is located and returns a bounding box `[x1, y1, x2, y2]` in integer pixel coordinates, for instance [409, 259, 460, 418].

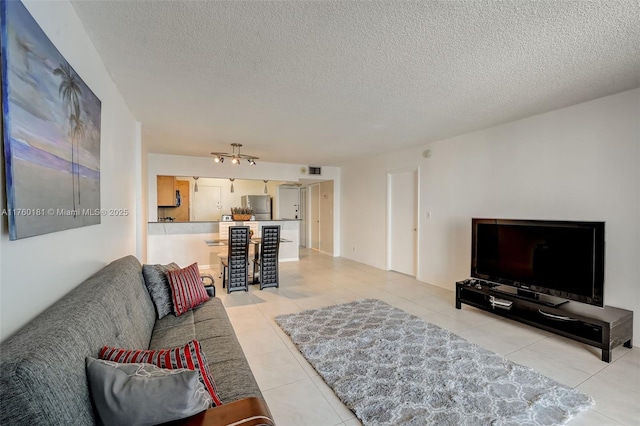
[1, 0, 101, 240]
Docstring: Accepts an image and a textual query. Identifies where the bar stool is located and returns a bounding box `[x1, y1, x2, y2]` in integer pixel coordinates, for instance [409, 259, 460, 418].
[221, 226, 250, 293]
[252, 225, 280, 290]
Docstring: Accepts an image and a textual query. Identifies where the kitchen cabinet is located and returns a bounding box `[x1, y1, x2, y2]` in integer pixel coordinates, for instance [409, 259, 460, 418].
[157, 175, 177, 207]
[173, 180, 190, 222]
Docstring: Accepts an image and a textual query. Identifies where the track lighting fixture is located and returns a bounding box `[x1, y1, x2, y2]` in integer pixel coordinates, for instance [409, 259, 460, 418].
[211, 143, 258, 166]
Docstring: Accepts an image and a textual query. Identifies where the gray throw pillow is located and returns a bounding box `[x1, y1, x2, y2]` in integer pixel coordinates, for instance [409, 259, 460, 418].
[86, 357, 211, 426]
[142, 263, 179, 319]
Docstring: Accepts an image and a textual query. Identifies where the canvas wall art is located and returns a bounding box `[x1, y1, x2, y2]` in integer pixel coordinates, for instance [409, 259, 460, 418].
[1, 0, 101, 240]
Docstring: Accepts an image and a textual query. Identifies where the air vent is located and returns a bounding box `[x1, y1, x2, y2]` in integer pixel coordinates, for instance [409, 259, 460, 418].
[308, 166, 322, 175]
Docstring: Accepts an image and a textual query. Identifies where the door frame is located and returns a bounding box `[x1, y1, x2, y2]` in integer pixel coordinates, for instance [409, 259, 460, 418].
[386, 167, 421, 277]
[299, 186, 307, 247]
[309, 183, 320, 251]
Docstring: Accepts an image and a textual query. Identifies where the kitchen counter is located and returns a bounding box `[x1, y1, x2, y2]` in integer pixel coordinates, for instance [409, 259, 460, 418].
[147, 220, 300, 267]
[149, 219, 301, 223]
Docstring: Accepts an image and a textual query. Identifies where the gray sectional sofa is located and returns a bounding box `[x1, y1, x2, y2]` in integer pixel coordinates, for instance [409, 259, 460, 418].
[0, 255, 266, 425]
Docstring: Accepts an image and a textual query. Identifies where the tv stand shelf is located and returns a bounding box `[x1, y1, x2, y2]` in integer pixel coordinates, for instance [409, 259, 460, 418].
[455, 280, 633, 362]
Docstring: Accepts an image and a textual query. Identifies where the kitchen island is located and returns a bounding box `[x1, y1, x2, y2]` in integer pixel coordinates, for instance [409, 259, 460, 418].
[147, 220, 300, 269]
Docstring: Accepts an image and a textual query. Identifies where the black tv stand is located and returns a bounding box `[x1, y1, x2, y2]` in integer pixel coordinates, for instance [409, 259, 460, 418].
[455, 280, 633, 362]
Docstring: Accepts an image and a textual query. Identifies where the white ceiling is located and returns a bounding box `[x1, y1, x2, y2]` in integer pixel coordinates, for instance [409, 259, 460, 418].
[70, 0, 640, 166]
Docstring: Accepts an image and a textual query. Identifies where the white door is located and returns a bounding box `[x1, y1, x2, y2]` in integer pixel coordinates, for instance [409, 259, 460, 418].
[277, 186, 300, 219]
[192, 186, 221, 221]
[309, 184, 320, 251]
[319, 180, 334, 255]
[388, 170, 418, 276]
[299, 187, 307, 247]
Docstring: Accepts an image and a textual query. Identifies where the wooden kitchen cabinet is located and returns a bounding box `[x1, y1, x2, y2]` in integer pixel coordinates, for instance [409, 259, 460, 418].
[157, 175, 177, 206]
[173, 180, 190, 222]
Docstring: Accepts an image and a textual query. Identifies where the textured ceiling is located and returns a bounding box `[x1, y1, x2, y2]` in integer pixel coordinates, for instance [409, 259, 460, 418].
[70, 1, 640, 166]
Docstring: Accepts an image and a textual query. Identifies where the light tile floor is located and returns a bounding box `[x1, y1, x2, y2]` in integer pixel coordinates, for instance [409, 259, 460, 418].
[210, 249, 639, 426]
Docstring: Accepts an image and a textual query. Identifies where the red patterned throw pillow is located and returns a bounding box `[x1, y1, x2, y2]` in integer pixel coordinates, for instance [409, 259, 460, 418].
[166, 262, 210, 316]
[99, 340, 222, 407]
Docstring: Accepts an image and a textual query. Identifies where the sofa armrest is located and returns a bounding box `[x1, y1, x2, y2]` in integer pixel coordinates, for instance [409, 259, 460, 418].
[166, 397, 275, 426]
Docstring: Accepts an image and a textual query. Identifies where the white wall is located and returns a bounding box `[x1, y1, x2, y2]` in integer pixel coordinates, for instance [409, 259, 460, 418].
[341, 89, 640, 341]
[148, 153, 342, 255]
[136, 123, 148, 262]
[0, 1, 140, 341]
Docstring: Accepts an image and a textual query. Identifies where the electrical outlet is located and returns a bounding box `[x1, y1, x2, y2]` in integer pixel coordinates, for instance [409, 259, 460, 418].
[426, 211, 432, 219]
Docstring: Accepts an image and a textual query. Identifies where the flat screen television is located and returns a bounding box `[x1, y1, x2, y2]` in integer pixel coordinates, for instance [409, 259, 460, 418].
[471, 219, 605, 307]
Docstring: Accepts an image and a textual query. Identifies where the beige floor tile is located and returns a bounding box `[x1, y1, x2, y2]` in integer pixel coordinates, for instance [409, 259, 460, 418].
[320, 287, 363, 301]
[257, 300, 303, 318]
[506, 347, 593, 387]
[412, 292, 456, 312]
[219, 290, 256, 307]
[342, 418, 364, 426]
[567, 408, 623, 425]
[390, 284, 435, 300]
[416, 310, 486, 334]
[577, 374, 640, 425]
[269, 321, 297, 348]
[288, 345, 320, 377]
[310, 375, 356, 422]
[456, 319, 550, 355]
[390, 300, 433, 316]
[520, 335, 622, 375]
[225, 303, 263, 318]
[246, 348, 308, 391]
[262, 379, 343, 426]
[594, 348, 640, 394]
[235, 326, 288, 356]
[281, 287, 325, 299]
[329, 295, 367, 306]
[436, 306, 501, 328]
[293, 296, 339, 311]
[355, 289, 405, 305]
[227, 310, 272, 335]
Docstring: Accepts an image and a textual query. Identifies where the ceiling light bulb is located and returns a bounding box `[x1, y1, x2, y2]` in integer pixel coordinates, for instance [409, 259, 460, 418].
[219, 156, 224, 163]
[214, 156, 221, 163]
[232, 157, 239, 164]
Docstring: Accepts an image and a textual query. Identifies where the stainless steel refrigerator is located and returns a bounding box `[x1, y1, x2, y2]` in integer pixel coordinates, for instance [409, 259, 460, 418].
[241, 195, 272, 220]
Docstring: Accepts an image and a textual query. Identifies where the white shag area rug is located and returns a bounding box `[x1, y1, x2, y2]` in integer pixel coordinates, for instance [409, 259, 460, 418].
[275, 299, 594, 426]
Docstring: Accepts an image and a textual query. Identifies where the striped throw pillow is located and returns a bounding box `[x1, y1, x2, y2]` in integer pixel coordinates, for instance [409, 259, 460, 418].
[166, 262, 209, 316]
[99, 340, 222, 407]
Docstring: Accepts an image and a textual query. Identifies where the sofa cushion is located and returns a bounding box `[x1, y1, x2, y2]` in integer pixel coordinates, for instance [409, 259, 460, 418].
[167, 262, 209, 316]
[142, 262, 180, 319]
[99, 340, 222, 407]
[86, 357, 210, 426]
[150, 298, 263, 404]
